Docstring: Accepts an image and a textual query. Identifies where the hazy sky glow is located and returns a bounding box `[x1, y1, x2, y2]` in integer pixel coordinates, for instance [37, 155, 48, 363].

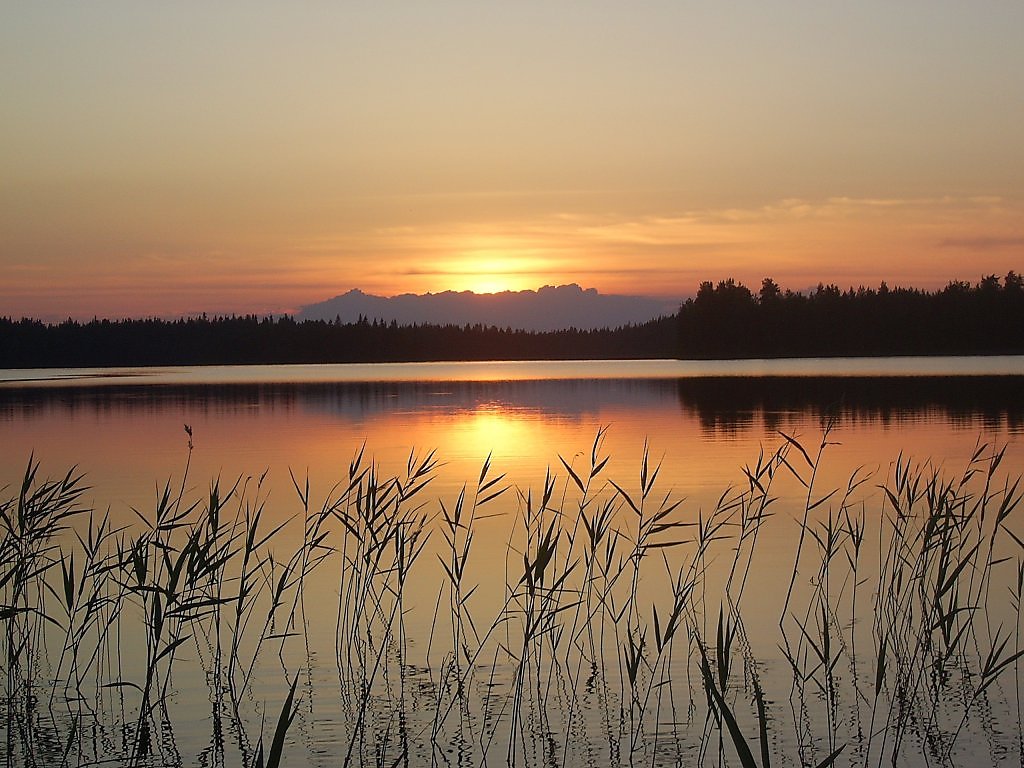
[2, 2, 1023, 319]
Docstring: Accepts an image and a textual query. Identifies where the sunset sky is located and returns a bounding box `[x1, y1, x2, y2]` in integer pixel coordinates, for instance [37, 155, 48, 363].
[2, 2, 1023, 320]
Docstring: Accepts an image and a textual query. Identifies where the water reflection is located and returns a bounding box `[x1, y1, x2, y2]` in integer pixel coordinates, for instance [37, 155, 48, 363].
[3, 373, 1021, 532]
[2, 375, 1022, 434]
[674, 375, 1024, 435]
[2, 368, 1024, 767]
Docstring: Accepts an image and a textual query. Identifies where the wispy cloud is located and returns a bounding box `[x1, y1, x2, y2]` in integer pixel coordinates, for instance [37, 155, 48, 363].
[8, 195, 1022, 318]
[938, 236, 1024, 250]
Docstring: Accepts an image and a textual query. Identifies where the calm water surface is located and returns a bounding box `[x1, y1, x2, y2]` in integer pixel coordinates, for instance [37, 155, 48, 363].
[2, 358, 1023, 767]
[4, 354, 1024, 387]
[2, 357, 1022, 516]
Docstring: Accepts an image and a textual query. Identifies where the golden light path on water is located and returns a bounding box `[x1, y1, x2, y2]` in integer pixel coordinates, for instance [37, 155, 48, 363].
[4, 376, 1020, 530]
[2, 363, 1021, 620]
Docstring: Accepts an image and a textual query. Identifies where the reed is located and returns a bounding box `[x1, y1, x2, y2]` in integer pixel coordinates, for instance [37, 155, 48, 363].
[1, 428, 1022, 767]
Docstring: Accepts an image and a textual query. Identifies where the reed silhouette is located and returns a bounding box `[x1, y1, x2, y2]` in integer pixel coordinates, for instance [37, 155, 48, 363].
[1, 428, 1023, 766]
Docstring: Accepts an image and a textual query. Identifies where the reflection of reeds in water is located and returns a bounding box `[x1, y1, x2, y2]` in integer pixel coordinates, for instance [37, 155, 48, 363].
[1, 427, 1023, 767]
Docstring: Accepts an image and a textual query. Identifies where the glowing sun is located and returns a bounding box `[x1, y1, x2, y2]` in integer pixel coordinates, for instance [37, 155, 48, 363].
[452, 253, 535, 295]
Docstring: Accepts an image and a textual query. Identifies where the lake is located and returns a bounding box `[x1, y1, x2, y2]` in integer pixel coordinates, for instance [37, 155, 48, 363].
[2, 357, 1023, 767]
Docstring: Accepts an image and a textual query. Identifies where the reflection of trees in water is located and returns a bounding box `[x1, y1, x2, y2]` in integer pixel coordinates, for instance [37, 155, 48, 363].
[675, 376, 1024, 436]
[0, 379, 678, 424]
[2, 376, 1022, 435]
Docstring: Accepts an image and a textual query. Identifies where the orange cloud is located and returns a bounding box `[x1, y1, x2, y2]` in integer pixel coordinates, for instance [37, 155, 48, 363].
[3, 195, 1021, 319]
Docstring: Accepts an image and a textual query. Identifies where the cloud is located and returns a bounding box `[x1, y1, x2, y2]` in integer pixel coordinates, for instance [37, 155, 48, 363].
[938, 236, 1024, 250]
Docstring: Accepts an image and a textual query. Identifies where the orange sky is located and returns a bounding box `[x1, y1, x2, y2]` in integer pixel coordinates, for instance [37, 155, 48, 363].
[2, 3, 1022, 320]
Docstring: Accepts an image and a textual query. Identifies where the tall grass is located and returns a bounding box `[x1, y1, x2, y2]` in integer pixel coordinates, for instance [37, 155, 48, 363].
[1, 429, 1022, 767]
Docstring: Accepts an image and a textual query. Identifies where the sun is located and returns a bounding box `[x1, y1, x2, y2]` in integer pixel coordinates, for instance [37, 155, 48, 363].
[428, 233, 555, 294]
[465, 276, 514, 295]
[450, 252, 535, 295]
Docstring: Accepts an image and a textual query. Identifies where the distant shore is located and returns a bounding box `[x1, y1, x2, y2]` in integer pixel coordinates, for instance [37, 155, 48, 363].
[4, 275, 1021, 368]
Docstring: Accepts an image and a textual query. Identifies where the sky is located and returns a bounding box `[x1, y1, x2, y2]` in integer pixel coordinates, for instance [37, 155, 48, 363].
[2, 1, 1023, 320]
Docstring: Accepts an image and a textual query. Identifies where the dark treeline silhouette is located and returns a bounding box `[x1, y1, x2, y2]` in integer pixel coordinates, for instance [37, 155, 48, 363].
[678, 273, 1024, 358]
[2, 273, 1022, 368]
[0, 314, 677, 368]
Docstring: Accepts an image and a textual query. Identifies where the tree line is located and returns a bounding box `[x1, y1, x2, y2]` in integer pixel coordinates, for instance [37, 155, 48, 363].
[1, 273, 1021, 367]
[677, 273, 1024, 358]
[0, 314, 677, 368]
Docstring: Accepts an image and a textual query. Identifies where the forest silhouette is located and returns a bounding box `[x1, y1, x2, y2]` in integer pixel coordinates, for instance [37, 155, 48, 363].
[678, 272, 1024, 358]
[2, 273, 1021, 367]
